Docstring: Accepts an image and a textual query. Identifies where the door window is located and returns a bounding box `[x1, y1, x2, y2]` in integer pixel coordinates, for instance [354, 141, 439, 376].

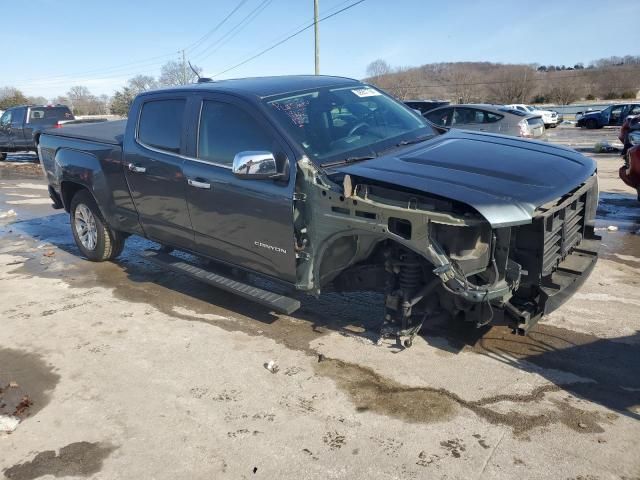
[609, 105, 624, 123]
[452, 108, 476, 125]
[425, 108, 452, 127]
[10, 108, 25, 125]
[629, 105, 640, 116]
[0, 110, 11, 127]
[484, 111, 503, 123]
[137, 99, 186, 153]
[197, 100, 275, 166]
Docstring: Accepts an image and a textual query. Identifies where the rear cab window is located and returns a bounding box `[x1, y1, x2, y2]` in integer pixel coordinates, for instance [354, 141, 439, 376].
[28, 106, 74, 123]
[137, 99, 186, 153]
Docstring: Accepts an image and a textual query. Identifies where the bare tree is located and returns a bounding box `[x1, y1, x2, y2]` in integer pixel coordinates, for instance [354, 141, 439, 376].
[26, 96, 48, 105]
[366, 59, 392, 79]
[128, 75, 158, 94]
[66, 86, 106, 115]
[159, 61, 202, 86]
[446, 65, 482, 103]
[487, 66, 536, 103]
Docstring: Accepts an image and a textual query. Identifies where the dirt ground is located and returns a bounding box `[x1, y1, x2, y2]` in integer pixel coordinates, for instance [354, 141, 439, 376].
[1, 126, 639, 480]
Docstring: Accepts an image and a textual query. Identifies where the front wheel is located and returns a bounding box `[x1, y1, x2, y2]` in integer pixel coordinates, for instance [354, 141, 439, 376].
[585, 119, 598, 129]
[0, 152, 6, 162]
[70, 190, 125, 261]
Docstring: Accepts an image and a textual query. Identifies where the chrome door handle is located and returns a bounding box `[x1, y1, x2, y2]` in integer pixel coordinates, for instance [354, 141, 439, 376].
[128, 163, 146, 174]
[188, 178, 211, 189]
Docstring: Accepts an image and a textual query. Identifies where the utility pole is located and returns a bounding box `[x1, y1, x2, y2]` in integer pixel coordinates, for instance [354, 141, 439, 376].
[314, 0, 319, 75]
[182, 49, 187, 85]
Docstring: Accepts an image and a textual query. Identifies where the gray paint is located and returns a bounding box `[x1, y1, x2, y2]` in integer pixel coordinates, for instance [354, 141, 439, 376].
[335, 129, 596, 227]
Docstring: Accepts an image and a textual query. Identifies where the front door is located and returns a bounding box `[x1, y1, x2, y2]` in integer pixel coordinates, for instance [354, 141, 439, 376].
[123, 95, 193, 249]
[0, 110, 12, 147]
[182, 95, 297, 283]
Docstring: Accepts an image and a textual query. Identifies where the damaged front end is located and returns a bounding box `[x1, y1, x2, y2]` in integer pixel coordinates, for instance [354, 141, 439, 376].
[293, 157, 600, 344]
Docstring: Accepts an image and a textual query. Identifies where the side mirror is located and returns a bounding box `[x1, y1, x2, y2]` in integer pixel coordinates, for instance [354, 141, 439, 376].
[232, 151, 282, 180]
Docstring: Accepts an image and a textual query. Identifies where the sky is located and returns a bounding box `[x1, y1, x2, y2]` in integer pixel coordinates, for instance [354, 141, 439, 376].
[3, 0, 639, 99]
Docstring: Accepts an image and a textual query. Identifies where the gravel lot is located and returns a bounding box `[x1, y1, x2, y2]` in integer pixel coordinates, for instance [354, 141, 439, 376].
[1, 125, 639, 480]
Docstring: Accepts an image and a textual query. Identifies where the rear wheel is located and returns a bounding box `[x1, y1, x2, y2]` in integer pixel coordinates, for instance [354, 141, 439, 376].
[586, 118, 598, 129]
[0, 152, 6, 161]
[70, 190, 125, 261]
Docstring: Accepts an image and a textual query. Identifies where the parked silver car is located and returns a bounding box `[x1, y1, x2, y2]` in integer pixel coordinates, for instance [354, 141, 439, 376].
[424, 104, 545, 138]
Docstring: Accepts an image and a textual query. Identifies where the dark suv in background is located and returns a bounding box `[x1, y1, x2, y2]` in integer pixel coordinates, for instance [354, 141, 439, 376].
[0, 105, 74, 160]
[576, 103, 640, 129]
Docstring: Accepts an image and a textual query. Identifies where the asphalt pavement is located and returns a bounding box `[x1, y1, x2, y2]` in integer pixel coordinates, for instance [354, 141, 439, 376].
[1, 126, 639, 479]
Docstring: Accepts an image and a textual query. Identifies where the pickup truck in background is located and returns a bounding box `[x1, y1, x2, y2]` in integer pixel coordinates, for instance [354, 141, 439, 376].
[39, 75, 600, 344]
[0, 105, 75, 160]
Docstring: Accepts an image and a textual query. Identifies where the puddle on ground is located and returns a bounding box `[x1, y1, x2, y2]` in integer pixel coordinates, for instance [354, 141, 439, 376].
[315, 358, 610, 435]
[0, 348, 60, 418]
[2, 441, 116, 480]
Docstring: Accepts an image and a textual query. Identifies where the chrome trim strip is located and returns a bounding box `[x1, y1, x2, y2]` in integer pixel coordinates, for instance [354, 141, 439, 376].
[135, 140, 232, 170]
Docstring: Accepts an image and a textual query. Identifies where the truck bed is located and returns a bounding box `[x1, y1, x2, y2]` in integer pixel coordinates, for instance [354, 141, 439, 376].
[45, 119, 126, 146]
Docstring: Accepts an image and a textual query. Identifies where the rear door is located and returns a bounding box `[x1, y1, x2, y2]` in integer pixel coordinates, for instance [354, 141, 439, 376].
[607, 105, 625, 126]
[123, 95, 193, 248]
[451, 107, 481, 131]
[181, 93, 297, 283]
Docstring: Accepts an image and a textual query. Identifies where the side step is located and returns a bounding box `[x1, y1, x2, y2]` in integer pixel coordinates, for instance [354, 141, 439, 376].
[141, 250, 301, 315]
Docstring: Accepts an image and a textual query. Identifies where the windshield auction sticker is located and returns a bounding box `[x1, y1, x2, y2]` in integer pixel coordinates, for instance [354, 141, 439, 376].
[351, 88, 382, 97]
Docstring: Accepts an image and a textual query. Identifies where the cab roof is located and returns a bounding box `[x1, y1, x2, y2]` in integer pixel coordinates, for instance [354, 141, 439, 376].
[143, 75, 362, 99]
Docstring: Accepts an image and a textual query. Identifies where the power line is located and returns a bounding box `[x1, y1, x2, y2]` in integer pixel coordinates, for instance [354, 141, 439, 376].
[184, 0, 249, 55]
[12, 52, 177, 86]
[10, 0, 254, 88]
[192, 0, 273, 62]
[212, 0, 366, 78]
[203, 0, 351, 73]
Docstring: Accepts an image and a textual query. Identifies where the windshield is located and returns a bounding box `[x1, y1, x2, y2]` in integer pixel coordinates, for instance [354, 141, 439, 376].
[265, 85, 434, 165]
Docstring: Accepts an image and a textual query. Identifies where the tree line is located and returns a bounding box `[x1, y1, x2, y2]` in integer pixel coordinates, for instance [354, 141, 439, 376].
[2, 55, 639, 114]
[365, 55, 640, 104]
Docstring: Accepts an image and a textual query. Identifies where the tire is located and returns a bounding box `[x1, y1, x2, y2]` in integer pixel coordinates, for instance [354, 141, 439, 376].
[0, 152, 6, 161]
[585, 118, 598, 129]
[70, 190, 125, 261]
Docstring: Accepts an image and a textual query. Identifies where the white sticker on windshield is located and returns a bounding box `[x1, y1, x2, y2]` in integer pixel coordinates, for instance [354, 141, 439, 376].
[351, 87, 382, 98]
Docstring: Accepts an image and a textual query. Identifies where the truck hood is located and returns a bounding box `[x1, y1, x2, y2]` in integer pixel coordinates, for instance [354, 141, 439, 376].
[334, 130, 596, 227]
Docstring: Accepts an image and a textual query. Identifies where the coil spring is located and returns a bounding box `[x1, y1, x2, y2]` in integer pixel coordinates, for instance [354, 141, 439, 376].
[398, 253, 422, 291]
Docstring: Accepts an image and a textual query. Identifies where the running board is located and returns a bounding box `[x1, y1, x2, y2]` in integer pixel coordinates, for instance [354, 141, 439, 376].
[141, 250, 301, 315]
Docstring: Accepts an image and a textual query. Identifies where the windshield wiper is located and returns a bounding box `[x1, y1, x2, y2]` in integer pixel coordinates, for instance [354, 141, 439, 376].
[321, 155, 376, 168]
[395, 134, 435, 147]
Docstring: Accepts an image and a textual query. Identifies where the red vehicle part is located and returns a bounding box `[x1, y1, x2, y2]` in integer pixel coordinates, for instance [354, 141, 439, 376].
[620, 115, 640, 143]
[619, 144, 640, 201]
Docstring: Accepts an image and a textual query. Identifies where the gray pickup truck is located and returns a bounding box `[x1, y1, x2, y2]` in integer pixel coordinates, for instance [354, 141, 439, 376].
[39, 75, 600, 344]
